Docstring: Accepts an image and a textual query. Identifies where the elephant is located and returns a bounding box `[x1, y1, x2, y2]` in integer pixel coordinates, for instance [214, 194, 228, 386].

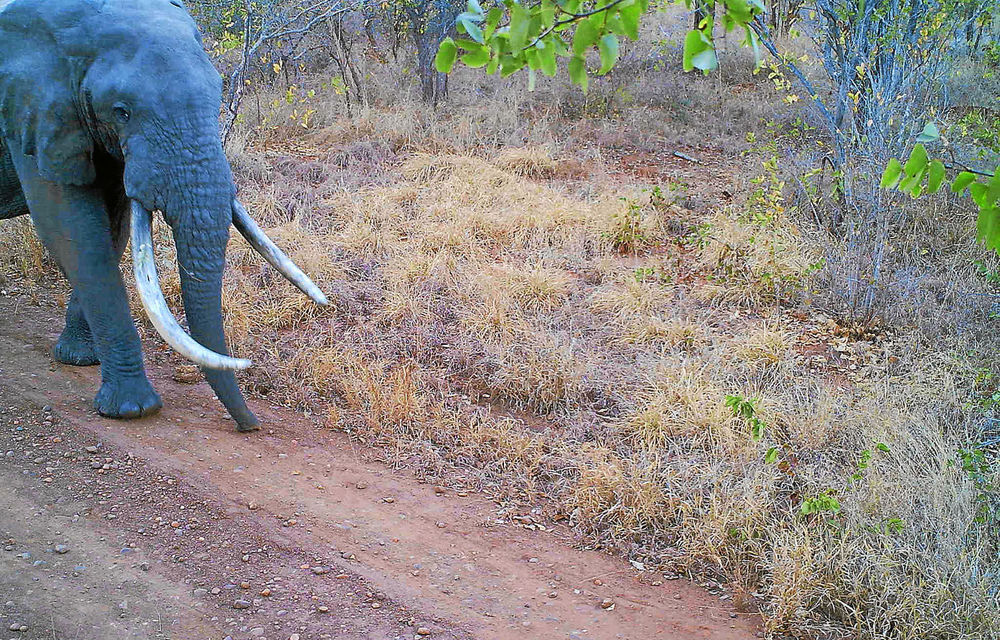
[0, 0, 328, 431]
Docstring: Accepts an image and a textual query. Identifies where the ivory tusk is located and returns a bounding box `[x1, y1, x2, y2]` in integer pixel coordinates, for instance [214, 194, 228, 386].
[130, 201, 252, 371]
[231, 199, 329, 306]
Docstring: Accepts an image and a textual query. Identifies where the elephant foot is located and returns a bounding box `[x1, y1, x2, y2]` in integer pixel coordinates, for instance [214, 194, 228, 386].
[94, 376, 162, 419]
[234, 412, 261, 433]
[53, 332, 99, 366]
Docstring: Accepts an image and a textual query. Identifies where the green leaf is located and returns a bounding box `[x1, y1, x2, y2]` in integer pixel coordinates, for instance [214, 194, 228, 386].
[743, 25, 761, 65]
[971, 182, 989, 207]
[458, 16, 485, 44]
[903, 144, 928, 177]
[951, 171, 977, 194]
[691, 47, 718, 72]
[454, 37, 484, 51]
[466, 0, 484, 18]
[573, 18, 599, 55]
[569, 55, 588, 92]
[510, 3, 531, 51]
[528, 67, 537, 92]
[683, 29, 713, 73]
[551, 37, 571, 57]
[927, 160, 945, 194]
[898, 168, 924, 195]
[435, 38, 458, 73]
[540, 0, 556, 28]
[765, 447, 779, 464]
[538, 40, 557, 76]
[598, 34, 619, 75]
[461, 45, 491, 68]
[916, 121, 940, 144]
[484, 7, 503, 38]
[977, 206, 1000, 251]
[988, 171, 1000, 208]
[605, 13, 626, 37]
[880, 158, 903, 189]
[500, 54, 527, 78]
[620, 1, 642, 40]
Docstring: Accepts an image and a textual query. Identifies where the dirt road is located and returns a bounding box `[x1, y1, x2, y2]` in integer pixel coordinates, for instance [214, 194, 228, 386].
[0, 293, 759, 640]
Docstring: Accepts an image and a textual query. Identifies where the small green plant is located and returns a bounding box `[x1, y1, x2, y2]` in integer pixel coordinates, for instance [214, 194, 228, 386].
[850, 442, 890, 483]
[880, 517, 905, 535]
[603, 198, 648, 254]
[648, 182, 687, 209]
[973, 259, 1000, 287]
[725, 393, 766, 440]
[683, 221, 713, 250]
[800, 490, 842, 516]
[951, 444, 997, 524]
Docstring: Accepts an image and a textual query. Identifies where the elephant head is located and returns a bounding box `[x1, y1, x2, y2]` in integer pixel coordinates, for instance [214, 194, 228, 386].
[0, 0, 327, 428]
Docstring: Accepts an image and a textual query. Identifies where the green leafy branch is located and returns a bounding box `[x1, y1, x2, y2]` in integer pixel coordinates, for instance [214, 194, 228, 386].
[883, 124, 1000, 253]
[435, 0, 763, 91]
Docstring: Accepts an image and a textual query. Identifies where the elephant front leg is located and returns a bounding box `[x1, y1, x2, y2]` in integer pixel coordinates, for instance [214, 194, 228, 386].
[53, 291, 99, 366]
[53, 233, 161, 419]
[8, 147, 162, 419]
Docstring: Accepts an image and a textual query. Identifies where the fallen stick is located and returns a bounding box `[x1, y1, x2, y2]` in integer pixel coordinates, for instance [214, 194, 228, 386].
[673, 151, 702, 164]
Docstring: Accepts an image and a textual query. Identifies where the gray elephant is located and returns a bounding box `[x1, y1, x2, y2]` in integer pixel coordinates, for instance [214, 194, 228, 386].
[0, 0, 328, 431]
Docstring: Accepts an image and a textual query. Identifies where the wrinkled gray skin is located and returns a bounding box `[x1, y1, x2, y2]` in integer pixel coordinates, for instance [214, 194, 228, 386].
[0, 0, 260, 430]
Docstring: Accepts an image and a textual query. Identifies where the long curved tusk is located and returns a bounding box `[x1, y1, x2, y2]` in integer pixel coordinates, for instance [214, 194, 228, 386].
[130, 201, 252, 371]
[231, 199, 329, 306]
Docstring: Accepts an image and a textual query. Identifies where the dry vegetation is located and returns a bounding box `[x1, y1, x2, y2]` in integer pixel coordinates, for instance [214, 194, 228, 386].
[2, 10, 999, 640]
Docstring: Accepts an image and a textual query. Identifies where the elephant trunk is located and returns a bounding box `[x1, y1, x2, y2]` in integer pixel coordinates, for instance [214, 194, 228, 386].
[169, 200, 259, 430]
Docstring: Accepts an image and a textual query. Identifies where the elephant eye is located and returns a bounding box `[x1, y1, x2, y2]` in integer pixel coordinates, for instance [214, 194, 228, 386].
[113, 105, 131, 124]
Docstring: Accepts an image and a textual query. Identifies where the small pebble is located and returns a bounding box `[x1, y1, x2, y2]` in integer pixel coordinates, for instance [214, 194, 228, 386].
[416, 628, 431, 636]
[232, 600, 250, 609]
[54, 544, 69, 554]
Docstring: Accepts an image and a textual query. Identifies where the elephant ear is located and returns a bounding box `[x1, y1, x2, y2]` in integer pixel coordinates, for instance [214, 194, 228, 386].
[0, 0, 95, 185]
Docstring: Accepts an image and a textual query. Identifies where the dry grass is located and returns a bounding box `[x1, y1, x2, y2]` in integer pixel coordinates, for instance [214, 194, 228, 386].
[0, 24, 997, 639]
